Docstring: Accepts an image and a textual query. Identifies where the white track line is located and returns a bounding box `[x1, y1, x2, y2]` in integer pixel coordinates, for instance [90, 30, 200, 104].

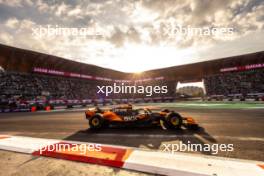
[87, 133, 264, 142]
[1, 132, 264, 142]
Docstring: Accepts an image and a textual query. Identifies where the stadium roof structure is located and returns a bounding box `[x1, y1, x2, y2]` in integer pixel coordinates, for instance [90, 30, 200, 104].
[0, 44, 126, 79]
[143, 51, 264, 82]
[0, 43, 263, 82]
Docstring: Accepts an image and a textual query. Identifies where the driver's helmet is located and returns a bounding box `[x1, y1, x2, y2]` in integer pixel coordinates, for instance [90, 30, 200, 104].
[127, 103, 132, 109]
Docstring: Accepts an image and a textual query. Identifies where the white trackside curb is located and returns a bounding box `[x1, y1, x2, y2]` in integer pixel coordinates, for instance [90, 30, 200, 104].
[0, 135, 263, 176]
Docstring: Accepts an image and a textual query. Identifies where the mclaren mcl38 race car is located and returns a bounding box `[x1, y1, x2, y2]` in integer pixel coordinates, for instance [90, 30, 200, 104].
[85, 104, 199, 130]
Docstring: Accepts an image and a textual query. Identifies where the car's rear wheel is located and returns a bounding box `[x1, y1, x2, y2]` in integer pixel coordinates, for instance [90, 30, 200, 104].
[164, 113, 182, 129]
[89, 115, 104, 129]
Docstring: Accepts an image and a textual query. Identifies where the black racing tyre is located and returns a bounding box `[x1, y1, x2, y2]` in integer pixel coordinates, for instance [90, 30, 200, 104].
[102, 120, 109, 128]
[89, 115, 104, 129]
[164, 113, 182, 129]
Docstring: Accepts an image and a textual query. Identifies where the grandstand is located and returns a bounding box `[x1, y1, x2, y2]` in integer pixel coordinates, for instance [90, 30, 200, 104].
[0, 43, 263, 111]
[204, 69, 264, 97]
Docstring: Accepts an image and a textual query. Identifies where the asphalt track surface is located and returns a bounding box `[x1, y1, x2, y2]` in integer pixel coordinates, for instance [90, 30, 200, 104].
[0, 105, 264, 162]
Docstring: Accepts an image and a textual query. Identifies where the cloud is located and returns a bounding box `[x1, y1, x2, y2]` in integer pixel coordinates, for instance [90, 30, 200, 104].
[5, 17, 19, 28]
[67, 5, 83, 19]
[0, 0, 23, 7]
[55, 2, 69, 16]
[127, 27, 141, 43]
[0, 32, 13, 44]
[0, 0, 263, 72]
[108, 26, 141, 47]
[108, 27, 126, 47]
[0, 0, 33, 7]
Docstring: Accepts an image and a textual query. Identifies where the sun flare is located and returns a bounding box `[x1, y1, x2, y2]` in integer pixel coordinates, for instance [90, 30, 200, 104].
[111, 44, 197, 73]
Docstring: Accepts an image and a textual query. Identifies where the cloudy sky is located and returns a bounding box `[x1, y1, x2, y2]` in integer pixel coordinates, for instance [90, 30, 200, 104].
[0, 0, 263, 72]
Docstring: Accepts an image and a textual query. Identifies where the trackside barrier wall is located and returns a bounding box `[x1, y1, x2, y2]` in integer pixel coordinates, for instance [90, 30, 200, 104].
[1, 97, 264, 113]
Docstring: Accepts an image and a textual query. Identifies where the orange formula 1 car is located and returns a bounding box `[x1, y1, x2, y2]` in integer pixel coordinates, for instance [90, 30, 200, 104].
[85, 104, 199, 130]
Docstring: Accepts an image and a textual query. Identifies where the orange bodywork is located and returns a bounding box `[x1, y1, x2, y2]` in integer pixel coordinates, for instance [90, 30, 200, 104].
[101, 111, 124, 121]
[85, 109, 131, 122]
[86, 107, 170, 122]
[183, 117, 197, 125]
[159, 111, 167, 117]
[85, 110, 96, 117]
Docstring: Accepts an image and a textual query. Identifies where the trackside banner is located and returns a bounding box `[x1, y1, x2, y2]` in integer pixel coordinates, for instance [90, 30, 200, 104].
[33, 67, 164, 82]
[220, 63, 264, 72]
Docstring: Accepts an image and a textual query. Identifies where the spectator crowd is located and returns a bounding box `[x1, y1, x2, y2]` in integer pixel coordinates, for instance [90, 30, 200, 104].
[0, 71, 176, 107]
[1, 68, 263, 111]
[204, 69, 264, 96]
